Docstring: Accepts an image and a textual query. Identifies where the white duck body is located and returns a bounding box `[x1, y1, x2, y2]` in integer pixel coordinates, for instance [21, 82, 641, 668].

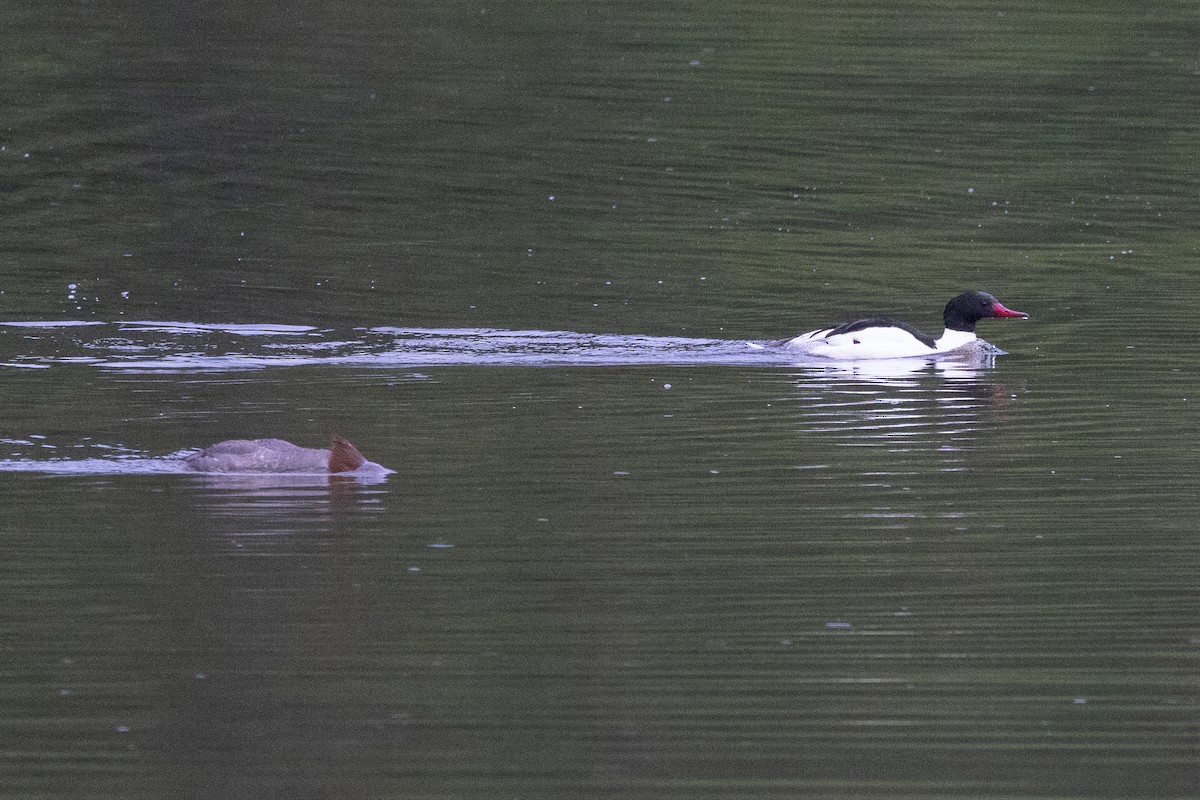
[782, 323, 977, 359]
[775, 291, 1026, 360]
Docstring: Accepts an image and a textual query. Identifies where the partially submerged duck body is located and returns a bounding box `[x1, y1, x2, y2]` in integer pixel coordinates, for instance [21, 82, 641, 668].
[184, 435, 391, 475]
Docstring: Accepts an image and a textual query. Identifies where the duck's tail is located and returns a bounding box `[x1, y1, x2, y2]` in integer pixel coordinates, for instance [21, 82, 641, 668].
[328, 434, 369, 473]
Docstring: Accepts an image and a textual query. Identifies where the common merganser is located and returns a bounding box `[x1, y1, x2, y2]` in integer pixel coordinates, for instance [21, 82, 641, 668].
[184, 435, 392, 475]
[774, 291, 1028, 360]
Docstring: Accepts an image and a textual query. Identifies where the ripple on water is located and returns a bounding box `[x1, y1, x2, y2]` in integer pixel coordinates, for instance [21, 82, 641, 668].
[0, 321, 1013, 372]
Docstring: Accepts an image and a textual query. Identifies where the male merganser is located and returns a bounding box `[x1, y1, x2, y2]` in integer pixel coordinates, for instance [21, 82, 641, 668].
[184, 435, 392, 475]
[775, 291, 1028, 360]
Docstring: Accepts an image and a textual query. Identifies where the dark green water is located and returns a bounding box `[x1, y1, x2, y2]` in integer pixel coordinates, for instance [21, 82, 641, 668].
[2, 1, 1198, 798]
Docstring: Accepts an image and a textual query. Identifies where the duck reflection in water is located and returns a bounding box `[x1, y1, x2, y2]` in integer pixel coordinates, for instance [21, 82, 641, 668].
[789, 353, 1021, 451]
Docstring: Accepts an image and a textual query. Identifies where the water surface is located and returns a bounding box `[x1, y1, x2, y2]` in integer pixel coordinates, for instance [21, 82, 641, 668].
[2, 1, 1198, 798]
[0, 319, 1012, 372]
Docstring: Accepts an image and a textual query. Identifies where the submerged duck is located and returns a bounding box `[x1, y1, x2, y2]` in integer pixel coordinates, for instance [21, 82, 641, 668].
[184, 435, 391, 475]
[774, 291, 1028, 359]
